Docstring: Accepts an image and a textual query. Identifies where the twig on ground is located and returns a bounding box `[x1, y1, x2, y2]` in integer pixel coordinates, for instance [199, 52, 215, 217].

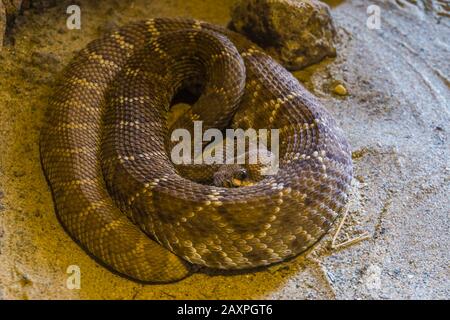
[330, 206, 371, 250]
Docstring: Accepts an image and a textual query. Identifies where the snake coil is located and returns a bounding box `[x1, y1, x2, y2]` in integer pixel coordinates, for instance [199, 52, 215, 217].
[40, 18, 352, 282]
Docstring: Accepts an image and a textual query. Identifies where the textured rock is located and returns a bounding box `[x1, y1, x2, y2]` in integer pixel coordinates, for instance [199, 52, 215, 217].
[0, 0, 23, 47]
[229, 0, 337, 70]
[0, 1, 58, 48]
[26, 0, 58, 11]
[2, 0, 23, 15]
[0, 1, 5, 47]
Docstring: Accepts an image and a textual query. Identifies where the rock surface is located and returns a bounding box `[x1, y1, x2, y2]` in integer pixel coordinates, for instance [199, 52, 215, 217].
[2, 0, 23, 14]
[0, 0, 57, 48]
[0, 0, 23, 47]
[229, 0, 337, 70]
[0, 1, 5, 47]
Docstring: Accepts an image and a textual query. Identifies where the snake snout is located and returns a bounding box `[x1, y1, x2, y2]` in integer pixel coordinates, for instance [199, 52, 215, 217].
[213, 165, 252, 187]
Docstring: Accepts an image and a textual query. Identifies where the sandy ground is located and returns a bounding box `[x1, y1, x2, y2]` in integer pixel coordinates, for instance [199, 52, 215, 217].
[0, 0, 448, 299]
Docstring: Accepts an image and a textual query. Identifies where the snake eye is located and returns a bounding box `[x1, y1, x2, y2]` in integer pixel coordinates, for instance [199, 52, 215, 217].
[236, 169, 248, 180]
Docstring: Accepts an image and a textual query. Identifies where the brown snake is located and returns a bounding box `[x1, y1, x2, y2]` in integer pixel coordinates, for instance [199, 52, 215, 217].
[40, 18, 353, 282]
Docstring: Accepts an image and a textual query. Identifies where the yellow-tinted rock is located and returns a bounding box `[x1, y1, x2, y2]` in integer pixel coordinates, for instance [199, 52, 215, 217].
[0, 1, 5, 49]
[230, 0, 337, 71]
[334, 84, 348, 96]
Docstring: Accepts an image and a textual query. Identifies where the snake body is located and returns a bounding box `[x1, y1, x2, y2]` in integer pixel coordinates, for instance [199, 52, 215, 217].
[40, 18, 353, 282]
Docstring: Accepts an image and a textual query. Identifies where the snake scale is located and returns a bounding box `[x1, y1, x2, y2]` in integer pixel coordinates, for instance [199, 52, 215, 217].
[40, 18, 353, 282]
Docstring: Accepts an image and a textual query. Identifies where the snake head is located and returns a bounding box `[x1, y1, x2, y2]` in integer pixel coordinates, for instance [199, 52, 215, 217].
[213, 165, 253, 188]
